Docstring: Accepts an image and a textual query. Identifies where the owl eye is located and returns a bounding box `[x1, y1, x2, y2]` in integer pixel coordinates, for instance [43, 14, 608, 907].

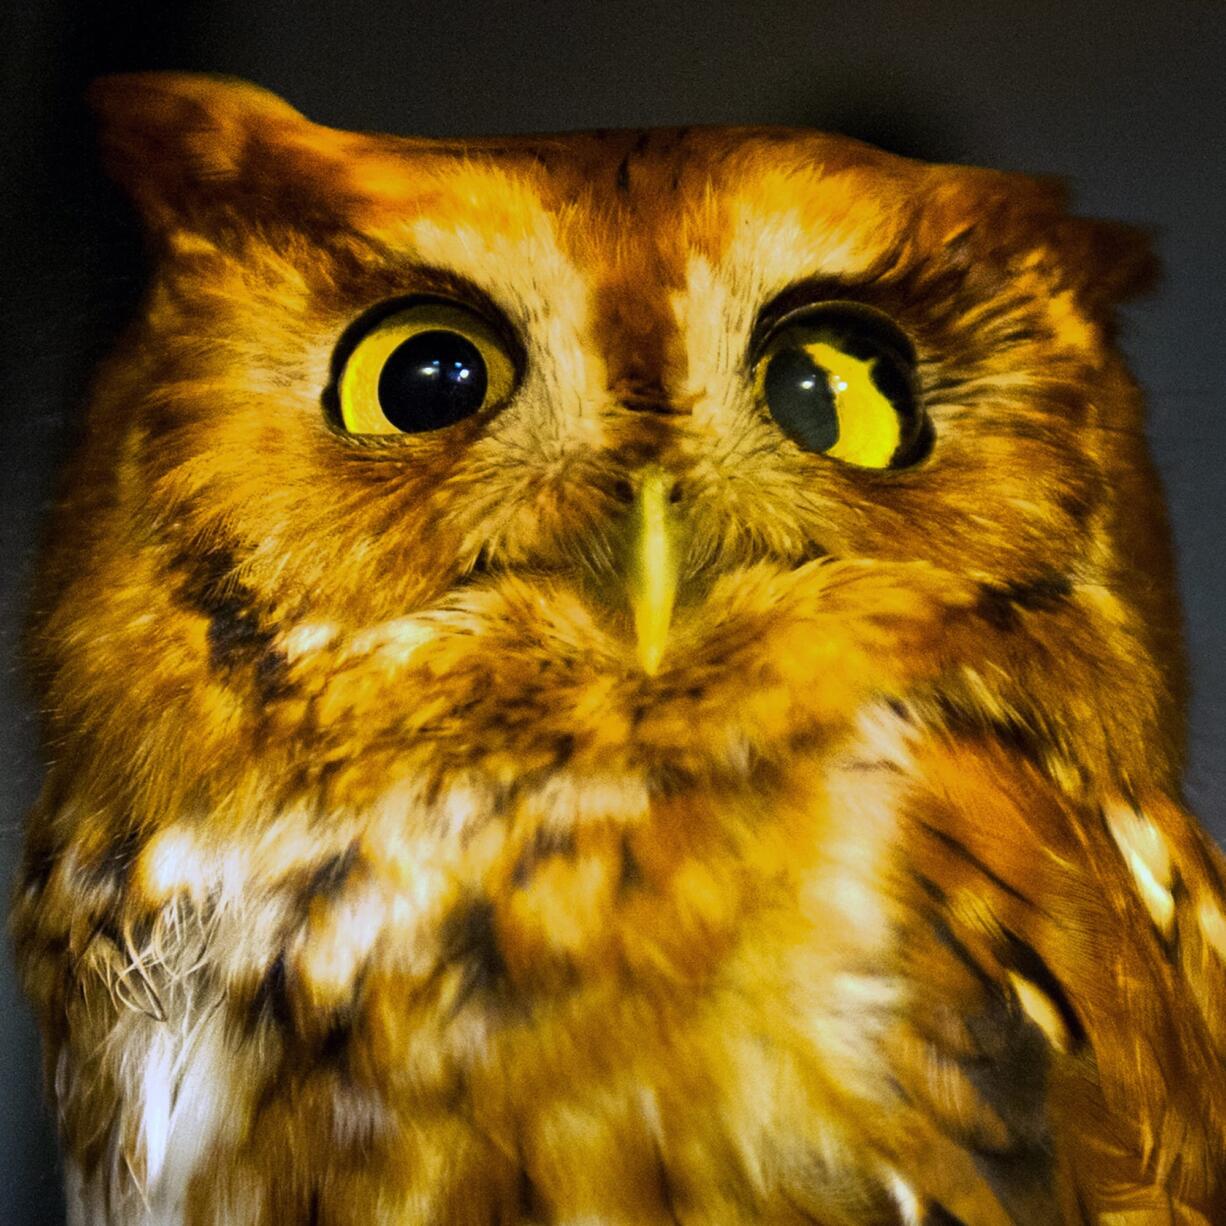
[753, 306, 924, 468]
[335, 301, 516, 435]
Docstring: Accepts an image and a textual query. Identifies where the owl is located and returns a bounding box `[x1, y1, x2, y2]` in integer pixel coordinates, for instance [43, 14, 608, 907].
[12, 70, 1226, 1226]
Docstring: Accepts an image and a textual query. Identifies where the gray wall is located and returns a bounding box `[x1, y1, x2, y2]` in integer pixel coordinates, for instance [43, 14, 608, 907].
[3, 3, 1222, 1220]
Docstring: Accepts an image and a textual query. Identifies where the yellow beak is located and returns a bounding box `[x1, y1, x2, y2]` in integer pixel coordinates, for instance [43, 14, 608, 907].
[626, 468, 681, 676]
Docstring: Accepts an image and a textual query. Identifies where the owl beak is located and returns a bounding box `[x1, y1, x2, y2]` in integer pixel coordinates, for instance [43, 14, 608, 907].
[626, 467, 682, 676]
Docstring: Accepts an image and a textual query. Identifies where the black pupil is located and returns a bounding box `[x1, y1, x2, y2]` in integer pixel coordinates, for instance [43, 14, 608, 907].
[377, 329, 488, 432]
[763, 347, 839, 453]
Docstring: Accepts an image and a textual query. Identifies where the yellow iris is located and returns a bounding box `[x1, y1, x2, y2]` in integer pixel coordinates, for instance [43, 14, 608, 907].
[336, 302, 515, 435]
[754, 310, 918, 469]
[803, 340, 901, 469]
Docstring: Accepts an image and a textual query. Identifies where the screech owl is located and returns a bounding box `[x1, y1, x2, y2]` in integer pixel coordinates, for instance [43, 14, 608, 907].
[12, 71, 1226, 1225]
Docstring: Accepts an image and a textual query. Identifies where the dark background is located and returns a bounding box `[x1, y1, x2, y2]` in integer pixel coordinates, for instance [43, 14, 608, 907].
[2, 2, 1222, 1220]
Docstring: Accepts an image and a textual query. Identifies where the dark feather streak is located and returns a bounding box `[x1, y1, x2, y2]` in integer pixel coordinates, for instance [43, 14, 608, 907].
[918, 821, 1040, 912]
[440, 897, 507, 1005]
[511, 828, 576, 887]
[974, 573, 1073, 631]
[924, 1207, 967, 1226]
[304, 845, 358, 901]
[912, 882, 1060, 1219]
[172, 546, 292, 700]
[76, 824, 144, 895]
[247, 951, 293, 1034]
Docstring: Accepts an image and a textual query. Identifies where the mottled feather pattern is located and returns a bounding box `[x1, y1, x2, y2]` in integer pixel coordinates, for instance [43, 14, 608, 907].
[12, 72, 1225, 1223]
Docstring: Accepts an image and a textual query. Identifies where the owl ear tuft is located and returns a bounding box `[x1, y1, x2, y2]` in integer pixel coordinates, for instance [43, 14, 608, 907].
[1049, 215, 1161, 312]
[995, 174, 1160, 312]
[88, 72, 332, 235]
[934, 170, 1161, 318]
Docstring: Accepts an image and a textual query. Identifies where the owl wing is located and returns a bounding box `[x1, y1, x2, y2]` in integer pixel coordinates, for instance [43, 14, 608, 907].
[884, 734, 1226, 1224]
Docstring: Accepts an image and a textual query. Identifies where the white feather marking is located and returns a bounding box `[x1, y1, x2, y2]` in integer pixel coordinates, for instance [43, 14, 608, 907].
[676, 254, 748, 411]
[281, 619, 340, 660]
[140, 1031, 175, 1184]
[785, 703, 913, 1112]
[142, 827, 209, 906]
[346, 615, 438, 665]
[1008, 970, 1069, 1052]
[886, 1169, 924, 1225]
[445, 781, 491, 838]
[300, 884, 388, 999]
[1197, 899, 1226, 959]
[69, 1001, 238, 1224]
[1105, 802, 1175, 937]
[528, 770, 650, 828]
[146, 1006, 230, 1219]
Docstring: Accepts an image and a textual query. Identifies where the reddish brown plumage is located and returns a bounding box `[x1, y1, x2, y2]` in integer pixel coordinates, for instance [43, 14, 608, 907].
[12, 72, 1223, 1224]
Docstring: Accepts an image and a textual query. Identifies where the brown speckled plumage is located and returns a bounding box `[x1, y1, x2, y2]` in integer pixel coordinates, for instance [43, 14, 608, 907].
[12, 72, 1226, 1224]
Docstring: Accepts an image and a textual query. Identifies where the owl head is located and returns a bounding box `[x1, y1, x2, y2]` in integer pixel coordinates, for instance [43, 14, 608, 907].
[30, 71, 1178, 835]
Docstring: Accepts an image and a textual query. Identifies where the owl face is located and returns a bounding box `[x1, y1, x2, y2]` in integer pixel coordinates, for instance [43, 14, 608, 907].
[46, 74, 1174, 800]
